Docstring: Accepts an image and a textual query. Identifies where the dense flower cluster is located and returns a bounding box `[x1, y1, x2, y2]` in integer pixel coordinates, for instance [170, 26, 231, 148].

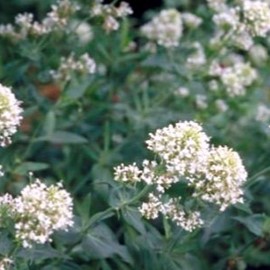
[146, 121, 210, 177]
[114, 121, 248, 230]
[209, 60, 257, 97]
[209, 0, 270, 53]
[0, 84, 23, 147]
[0, 0, 79, 40]
[91, 1, 133, 32]
[242, 0, 270, 37]
[141, 9, 182, 48]
[13, 180, 73, 248]
[50, 53, 96, 82]
[192, 146, 247, 211]
[0, 179, 73, 249]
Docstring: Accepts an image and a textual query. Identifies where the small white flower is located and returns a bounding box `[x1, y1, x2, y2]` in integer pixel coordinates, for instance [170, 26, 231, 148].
[215, 99, 228, 112]
[256, 104, 270, 122]
[249, 44, 268, 65]
[195, 94, 208, 110]
[175, 87, 189, 97]
[50, 53, 96, 82]
[114, 163, 142, 183]
[182, 12, 202, 28]
[187, 42, 206, 68]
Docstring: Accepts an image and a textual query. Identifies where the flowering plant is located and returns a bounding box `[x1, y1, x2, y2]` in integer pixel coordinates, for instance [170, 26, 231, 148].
[0, 0, 270, 269]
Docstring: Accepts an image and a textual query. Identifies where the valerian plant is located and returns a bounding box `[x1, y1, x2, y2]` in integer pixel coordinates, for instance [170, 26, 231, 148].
[0, 0, 270, 269]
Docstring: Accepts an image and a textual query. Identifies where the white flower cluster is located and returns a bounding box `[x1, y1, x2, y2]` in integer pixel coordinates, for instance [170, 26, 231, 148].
[210, 0, 270, 52]
[139, 194, 203, 231]
[70, 20, 93, 45]
[12, 179, 74, 248]
[114, 121, 248, 230]
[0, 84, 23, 147]
[146, 121, 210, 177]
[91, 1, 133, 32]
[249, 44, 268, 66]
[43, 0, 80, 30]
[0, 257, 13, 270]
[255, 103, 270, 122]
[242, 0, 270, 37]
[207, 0, 227, 12]
[209, 60, 257, 97]
[0, 0, 80, 40]
[114, 163, 141, 183]
[50, 53, 96, 82]
[182, 12, 202, 28]
[141, 9, 182, 48]
[186, 42, 206, 69]
[192, 146, 247, 211]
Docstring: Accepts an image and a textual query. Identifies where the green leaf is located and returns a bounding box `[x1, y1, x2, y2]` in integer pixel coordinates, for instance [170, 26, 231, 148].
[35, 131, 88, 144]
[233, 214, 266, 236]
[122, 207, 146, 235]
[17, 245, 69, 260]
[14, 162, 49, 175]
[43, 111, 56, 136]
[0, 232, 12, 255]
[65, 78, 93, 100]
[82, 224, 133, 264]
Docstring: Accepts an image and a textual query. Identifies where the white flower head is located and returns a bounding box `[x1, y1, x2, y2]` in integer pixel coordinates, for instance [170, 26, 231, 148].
[146, 121, 210, 177]
[0, 84, 23, 146]
[242, 0, 270, 37]
[14, 179, 73, 248]
[114, 163, 142, 183]
[141, 9, 182, 48]
[193, 146, 247, 211]
[50, 53, 96, 82]
[182, 12, 202, 28]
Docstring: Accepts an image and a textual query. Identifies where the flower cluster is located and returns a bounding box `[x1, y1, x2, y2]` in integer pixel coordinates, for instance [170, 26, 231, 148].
[209, 59, 257, 97]
[9, 179, 74, 248]
[0, 0, 79, 40]
[141, 9, 182, 48]
[210, 0, 270, 53]
[0, 257, 13, 270]
[91, 1, 133, 32]
[255, 103, 270, 123]
[146, 121, 210, 177]
[114, 121, 248, 230]
[192, 146, 247, 211]
[182, 12, 202, 28]
[242, 0, 270, 37]
[139, 194, 204, 231]
[50, 53, 96, 82]
[0, 179, 73, 248]
[0, 84, 23, 147]
[186, 42, 206, 69]
[207, 0, 227, 12]
[114, 163, 141, 183]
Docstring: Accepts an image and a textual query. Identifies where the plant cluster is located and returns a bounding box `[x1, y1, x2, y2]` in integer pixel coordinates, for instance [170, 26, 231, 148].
[0, 0, 270, 269]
